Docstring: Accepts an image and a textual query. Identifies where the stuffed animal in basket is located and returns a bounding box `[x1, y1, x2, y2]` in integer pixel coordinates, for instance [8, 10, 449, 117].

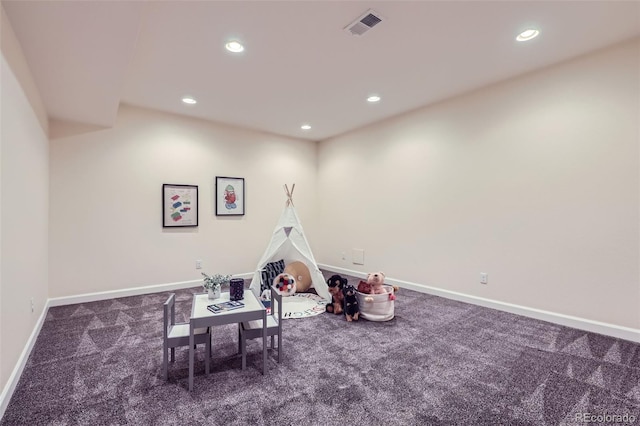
[367, 271, 396, 301]
[361, 276, 399, 295]
[357, 280, 371, 294]
[342, 284, 359, 322]
[367, 271, 386, 293]
[273, 273, 297, 296]
[325, 274, 346, 315]
[357, 280, 374, 302]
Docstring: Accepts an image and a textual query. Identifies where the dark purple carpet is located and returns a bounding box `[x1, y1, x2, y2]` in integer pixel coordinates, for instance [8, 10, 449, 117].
[2, 273, 639, 425]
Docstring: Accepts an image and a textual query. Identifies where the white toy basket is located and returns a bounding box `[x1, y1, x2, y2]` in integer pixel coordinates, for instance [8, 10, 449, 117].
[356, 285, 395, 322]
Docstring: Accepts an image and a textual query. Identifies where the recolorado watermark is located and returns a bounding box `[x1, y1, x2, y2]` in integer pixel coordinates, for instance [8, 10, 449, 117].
[576, 412, 636, 423]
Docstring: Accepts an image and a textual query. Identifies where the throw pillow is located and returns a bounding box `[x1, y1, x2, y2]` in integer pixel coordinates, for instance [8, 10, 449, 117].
[261, 259, 285, 293]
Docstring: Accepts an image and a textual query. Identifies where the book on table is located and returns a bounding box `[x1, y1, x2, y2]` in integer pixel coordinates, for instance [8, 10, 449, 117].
[207, 300, 245, 314]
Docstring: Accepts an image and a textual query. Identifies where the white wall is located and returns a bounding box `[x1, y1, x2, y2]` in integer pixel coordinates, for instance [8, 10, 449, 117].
[49, 105, 318, 297]
[0, 55, 49, 391]
[0, 4, 49, 395]
[317, 39, 640, 330]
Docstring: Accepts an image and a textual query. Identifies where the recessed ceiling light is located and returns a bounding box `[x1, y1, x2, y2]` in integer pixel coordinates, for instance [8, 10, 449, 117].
[225, 40, 244, 53]
[516, 29, 539, 42]
[301, 124, 311, 130]
[367, 95, 381, 103]
[182, 97, 197, 104]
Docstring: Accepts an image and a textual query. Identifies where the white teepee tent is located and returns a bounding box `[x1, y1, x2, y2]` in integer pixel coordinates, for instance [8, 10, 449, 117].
[250, 185, 330, 301]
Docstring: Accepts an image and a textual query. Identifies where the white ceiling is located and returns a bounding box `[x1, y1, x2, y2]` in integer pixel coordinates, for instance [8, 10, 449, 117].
[3, 1, 640, 141]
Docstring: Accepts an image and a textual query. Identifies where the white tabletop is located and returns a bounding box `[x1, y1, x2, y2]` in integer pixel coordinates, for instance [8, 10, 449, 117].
[191, 290, 264, 320]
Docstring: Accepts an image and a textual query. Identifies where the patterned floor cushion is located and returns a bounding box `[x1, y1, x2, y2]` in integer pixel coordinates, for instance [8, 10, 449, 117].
[260, 259, 285, 294]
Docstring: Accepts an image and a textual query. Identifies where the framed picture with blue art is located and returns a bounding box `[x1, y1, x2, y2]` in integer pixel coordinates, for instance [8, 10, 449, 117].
[216, 176, 245, 216]
[162, 184, 198, 227]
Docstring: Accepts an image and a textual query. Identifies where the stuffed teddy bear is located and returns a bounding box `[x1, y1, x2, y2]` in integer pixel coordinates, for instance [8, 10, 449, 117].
[367, 271, 387, 294]
[367, 271, 396, 301]
[273, 273, 297, 296]
[342, 283, 359, 322]
[325, 274, 346, 315]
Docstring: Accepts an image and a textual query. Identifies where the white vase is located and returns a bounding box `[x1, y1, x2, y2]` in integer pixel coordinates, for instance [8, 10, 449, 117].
[208, 287, 221, 300]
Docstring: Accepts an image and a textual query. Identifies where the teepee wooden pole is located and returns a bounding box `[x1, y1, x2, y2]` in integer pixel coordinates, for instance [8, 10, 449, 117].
[284, 184, 295, 207]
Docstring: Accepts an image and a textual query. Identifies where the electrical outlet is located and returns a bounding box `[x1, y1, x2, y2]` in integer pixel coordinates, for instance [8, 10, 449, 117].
[196, 260, 202, 269]
[480, 273, 488, 284]
[341, 252, 346, 260]
[30, 298, 34, 313]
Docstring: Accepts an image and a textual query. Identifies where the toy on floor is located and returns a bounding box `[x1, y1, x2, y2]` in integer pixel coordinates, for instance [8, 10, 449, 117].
[325, 274, 346, 315]
[366, 271, 396, 301]
[342, 284, 359, 322]
[273, 273, 297, 296]
[283, 261, 312, 293]
[260, 288, 272, 314]
[261, 289, 271, 301]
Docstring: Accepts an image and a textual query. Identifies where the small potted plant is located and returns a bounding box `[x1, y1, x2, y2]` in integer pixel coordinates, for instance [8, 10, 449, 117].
[202, 273, 230, 299]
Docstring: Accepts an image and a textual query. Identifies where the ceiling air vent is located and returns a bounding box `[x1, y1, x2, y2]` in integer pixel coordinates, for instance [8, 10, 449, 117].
[344, 9, 383, 36]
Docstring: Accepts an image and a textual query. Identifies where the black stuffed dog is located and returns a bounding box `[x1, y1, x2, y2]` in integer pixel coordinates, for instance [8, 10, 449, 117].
[342, 283, 360, 322]
[325, 274, 346, 315]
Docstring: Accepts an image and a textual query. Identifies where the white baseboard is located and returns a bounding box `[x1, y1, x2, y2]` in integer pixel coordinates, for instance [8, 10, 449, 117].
[47, 272, 253, 306]
[47, 279, 202, 307]
[0, 298, 49, 419]
[47, 273, 255, 308]
[318, 264, 640, 343]
[319, 264, 368, 280]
